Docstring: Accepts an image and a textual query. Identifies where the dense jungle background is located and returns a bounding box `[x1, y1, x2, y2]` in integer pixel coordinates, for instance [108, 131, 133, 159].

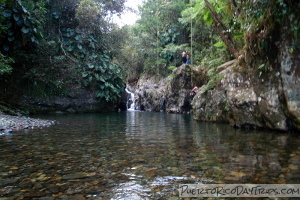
[0, 0, 299, 116]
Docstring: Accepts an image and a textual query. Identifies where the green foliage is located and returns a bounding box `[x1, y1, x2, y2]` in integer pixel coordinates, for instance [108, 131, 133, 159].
[116, 0, 190, 80]
[168, 66, 176, 71]
[0, 101, 29, 115]
[0, 0, 126, 105]
[231, 0, 299, 59]
[180, 0, 232, 68]
[59, 25, 125, 102]
[76, 0, 105, 33]
[97, 0, 125, 15]
[24, 78, 67, 98]
[204, 73, 224, 92]
[115, 26, 144, 82]
[53, 0, 126, 103]
[213, 41, 226, 48]
[1, 0, 46, 53]
[0, 52, 13, 76]
[274, 1, 299, 47]
[200, 54, 226, 92]
[80, 54, 125, 102]
[179, 0, 300, 90]
[0, 0, 298, 108]
[223, 98, 230, 112]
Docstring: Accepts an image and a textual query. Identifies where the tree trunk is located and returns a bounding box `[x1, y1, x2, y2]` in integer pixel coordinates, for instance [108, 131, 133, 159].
[230, 0, 240, 16]
[204, 0, 239, 58]
[213, 22, 237, 58]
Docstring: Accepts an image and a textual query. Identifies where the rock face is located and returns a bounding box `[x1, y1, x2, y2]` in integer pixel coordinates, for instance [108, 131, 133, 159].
[192, 52, 299, 131]
[132, 76, 169, 112]
[278, 41, 300, 130]
[191, 23, 300, 132]
[131, 65, 206, 113]
[130, 42, 299, 132]
[19, 88, 117, 114]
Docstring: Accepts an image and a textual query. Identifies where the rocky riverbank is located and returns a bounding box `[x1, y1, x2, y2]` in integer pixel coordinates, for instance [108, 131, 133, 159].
[0, 113, 56, 134]
[130, 23, 300, 132]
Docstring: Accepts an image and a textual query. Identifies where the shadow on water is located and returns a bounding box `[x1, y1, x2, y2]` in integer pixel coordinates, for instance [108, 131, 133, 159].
[0, 112, 300, 199]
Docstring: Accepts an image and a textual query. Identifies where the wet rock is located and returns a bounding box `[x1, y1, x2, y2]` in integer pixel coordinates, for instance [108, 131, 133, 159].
[84, 186, 104, 194]
[132, 65, 207, 113]
[0, 114, 56, 132]
[62, 173, 89, 180]
[24, 191, 49, 198]
[0, 178, 19, 187]
[278, 38, 300, 130]
[192, 58, 300, 131]
[46, 184, 69, 193]
[39, 197, 55, 200]
[19, 88, 117, 113]
[37, 174, 51, 181]
[145, 168, 158, 178]
[192, 87, 229, 122]
[4, 129, 13, 133]
[0, 186, 21, 196]
[18, 180, 34, 188]
[67, 194, 86, 200]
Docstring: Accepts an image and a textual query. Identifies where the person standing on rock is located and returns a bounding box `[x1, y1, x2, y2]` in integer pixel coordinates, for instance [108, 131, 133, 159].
[186, 54, 191, 64]
[182, 51, 187, 64]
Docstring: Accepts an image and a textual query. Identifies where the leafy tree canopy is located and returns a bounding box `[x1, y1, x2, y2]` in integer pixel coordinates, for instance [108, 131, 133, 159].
[0, 0, 299, 106]
[0, 0, 126, 103]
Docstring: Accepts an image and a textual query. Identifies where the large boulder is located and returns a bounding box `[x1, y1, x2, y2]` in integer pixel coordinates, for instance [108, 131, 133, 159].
[192, 55, 299, 131]
[192, 86, 229, 122]
[133, 76, 169, 112]
[278, 40, 300, 130]
[132, 65, 207, 113]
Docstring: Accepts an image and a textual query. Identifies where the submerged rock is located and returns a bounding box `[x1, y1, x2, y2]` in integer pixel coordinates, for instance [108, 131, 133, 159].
[62, 173, 89, 180]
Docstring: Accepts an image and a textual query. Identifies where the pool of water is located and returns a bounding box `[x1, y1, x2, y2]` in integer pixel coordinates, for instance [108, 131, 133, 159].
[0, 111, 299, 199]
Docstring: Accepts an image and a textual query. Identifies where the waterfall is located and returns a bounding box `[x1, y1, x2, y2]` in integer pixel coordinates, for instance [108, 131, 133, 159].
[125, 88, 135, 111]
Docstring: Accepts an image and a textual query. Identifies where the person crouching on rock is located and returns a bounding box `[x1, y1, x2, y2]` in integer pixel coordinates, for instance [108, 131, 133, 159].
[190, 86, 198, 97]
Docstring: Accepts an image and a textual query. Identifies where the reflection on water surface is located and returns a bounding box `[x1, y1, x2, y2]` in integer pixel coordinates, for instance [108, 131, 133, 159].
[0, 111, 299, 199]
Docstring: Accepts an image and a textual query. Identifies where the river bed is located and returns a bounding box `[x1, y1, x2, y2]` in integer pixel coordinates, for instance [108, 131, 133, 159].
[0, 111, 299, 199]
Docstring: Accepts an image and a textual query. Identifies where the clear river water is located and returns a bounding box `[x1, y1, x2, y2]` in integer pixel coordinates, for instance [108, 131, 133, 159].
[0, 111, 300, 199]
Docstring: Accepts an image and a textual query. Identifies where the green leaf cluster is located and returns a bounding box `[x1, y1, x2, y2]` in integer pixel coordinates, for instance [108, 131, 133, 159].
[0, 52, 13, 76]
[0, 0, 126, 104]
[80, 54, 125, 103]
[1, 0, 46, 52]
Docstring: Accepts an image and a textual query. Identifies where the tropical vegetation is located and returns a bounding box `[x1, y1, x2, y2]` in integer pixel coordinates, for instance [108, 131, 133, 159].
[0, 0, 299, 109]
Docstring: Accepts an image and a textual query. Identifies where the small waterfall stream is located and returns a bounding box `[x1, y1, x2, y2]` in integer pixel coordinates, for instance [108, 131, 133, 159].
[125, 88, 135, 111]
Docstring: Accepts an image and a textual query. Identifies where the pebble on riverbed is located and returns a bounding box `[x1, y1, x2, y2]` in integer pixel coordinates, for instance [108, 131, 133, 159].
[0, 114, 56, 134]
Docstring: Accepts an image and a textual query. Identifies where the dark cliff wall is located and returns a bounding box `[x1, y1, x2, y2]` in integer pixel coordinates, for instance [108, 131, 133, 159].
[16, 88, 118, 114]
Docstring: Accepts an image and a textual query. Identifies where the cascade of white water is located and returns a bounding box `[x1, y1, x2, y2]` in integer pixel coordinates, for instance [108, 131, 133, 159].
[125, 88, 135, 111]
